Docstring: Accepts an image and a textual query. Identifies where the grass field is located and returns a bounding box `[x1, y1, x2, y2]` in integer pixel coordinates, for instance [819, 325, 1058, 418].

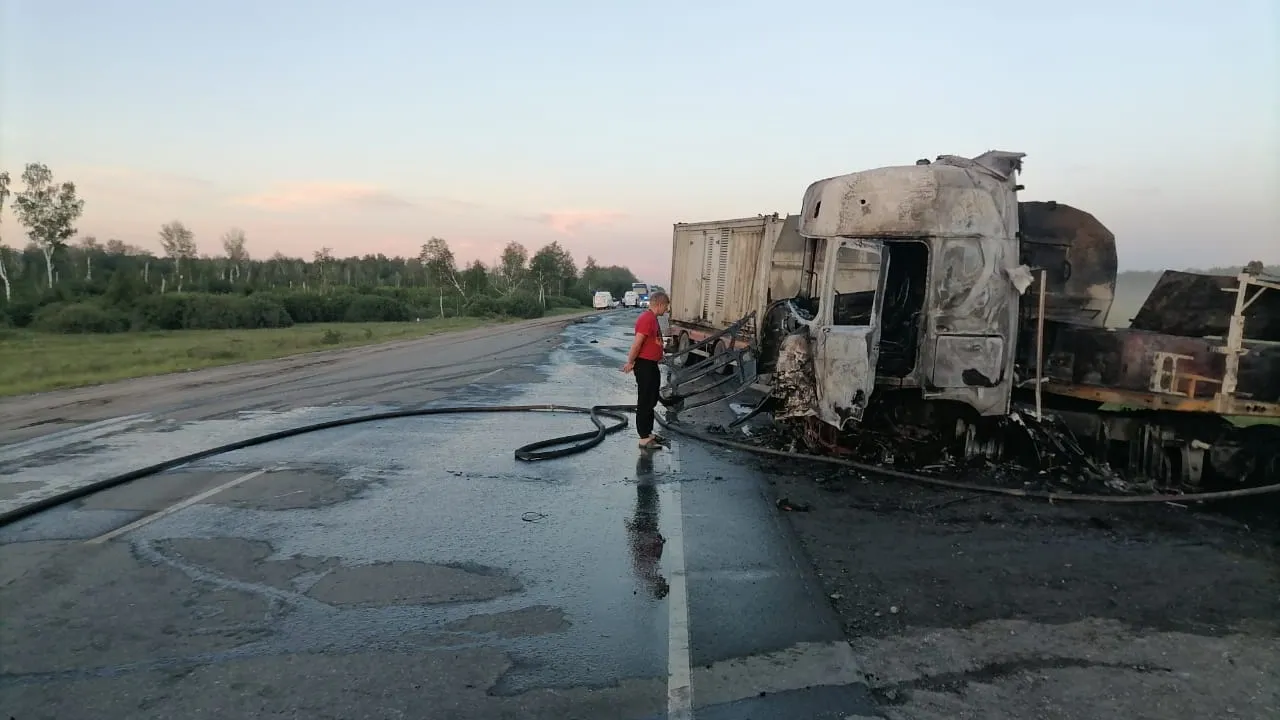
[0, 310, 585, 397]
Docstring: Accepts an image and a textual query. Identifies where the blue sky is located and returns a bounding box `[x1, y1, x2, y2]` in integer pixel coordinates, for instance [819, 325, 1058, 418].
[2, 0, 1276, 284]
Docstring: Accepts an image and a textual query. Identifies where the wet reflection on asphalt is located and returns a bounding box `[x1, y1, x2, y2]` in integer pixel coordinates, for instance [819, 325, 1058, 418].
[628, 453, 670, 601]
[0, 311, 881, 719]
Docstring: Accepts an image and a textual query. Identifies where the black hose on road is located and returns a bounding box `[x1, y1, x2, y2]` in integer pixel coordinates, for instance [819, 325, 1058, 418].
[4, 403, 1280, 529]
[0, 404, 634, 528]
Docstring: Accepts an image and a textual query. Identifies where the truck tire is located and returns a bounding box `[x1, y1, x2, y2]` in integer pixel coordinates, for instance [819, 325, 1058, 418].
[673, 332, 691, 368]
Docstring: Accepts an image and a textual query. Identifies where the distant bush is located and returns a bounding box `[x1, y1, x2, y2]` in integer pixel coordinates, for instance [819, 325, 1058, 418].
[240, 295, 294, 329]
[32, 303, 130, 334]
[130, 293, 293, 331]
[2, 299, 39, 328]
[464, 296, 501, 317]
[500, 293, 544, 319]
[343, 294, 412, 322]
[13, 286, 559, 334]
[545, 295, 582, 309]
[269, 291, 356, 324]
[130, 295, 185, 330]
[102, 271, 151, 308]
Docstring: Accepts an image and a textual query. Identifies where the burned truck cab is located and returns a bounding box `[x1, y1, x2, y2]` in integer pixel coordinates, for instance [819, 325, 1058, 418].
[783, 151, 1028, 428]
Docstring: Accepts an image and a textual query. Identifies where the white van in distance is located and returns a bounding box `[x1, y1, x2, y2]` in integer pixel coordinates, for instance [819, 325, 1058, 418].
[592, 291, 615, 310]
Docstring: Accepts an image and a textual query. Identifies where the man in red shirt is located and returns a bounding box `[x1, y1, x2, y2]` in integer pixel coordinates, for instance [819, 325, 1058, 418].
[622, 291, 670, 450]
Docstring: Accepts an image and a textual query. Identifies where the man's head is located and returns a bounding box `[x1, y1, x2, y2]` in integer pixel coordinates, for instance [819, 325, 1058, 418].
[648, 291, 670, 316]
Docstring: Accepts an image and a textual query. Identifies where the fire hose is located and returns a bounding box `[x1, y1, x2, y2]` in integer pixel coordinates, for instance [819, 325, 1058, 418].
[3, 369, 1280, 530]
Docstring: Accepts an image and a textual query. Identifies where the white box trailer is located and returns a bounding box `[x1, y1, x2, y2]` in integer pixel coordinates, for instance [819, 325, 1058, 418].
[668, 212, 880, 361]
[668, 213, 802, 361]
[670, 214, 787, 334]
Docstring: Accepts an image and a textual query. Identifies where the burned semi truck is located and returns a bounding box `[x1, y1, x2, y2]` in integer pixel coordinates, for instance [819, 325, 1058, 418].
[665, 151, 1280, 489]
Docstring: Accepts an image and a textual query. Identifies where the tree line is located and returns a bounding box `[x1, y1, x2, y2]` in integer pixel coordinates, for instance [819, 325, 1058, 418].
[0, 164, 642, 333]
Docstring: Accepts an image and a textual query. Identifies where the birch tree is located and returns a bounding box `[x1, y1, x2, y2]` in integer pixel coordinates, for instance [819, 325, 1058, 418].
[12, 163, 85, 289]
[530, 241, 577, 301]
[158, 220, 197, 291]
[0, 171, 10, 301]
[221, 227, 248, 282]
[419, 237, 467, 298]
[77, 235, 100, 280]
[496, 241, 528, 296]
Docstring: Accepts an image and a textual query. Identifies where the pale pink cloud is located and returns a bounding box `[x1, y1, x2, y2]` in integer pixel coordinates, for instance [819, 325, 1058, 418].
[231, 182, 416, 212]
[534, 210, 628, 235]
[1, 164, 673, 278]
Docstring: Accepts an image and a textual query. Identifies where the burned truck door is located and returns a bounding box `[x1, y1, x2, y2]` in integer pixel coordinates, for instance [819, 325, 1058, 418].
[920, 236, 1019, 416]
[811, 239, 886, 427]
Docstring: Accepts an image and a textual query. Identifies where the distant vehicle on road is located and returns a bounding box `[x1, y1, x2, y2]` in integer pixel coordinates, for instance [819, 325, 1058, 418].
[592, 291, 615, 310]
[631, 282, 653, 308]
[622, 290, 640, 308]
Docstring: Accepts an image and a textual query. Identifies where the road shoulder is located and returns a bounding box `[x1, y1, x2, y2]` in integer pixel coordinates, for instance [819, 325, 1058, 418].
[764, 454, 1280, 720]
[0, 311, 599, 436]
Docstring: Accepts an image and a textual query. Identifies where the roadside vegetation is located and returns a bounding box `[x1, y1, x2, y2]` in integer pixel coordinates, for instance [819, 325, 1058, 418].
[0, 163, 640, 394]
[0, 317, 585, 396]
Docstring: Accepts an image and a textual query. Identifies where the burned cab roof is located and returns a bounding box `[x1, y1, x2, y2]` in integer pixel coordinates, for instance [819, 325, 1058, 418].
[798, 150, 1026, 240]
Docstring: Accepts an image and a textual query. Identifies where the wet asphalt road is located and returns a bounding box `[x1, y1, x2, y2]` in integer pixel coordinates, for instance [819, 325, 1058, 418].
[0, 312, 881, 719]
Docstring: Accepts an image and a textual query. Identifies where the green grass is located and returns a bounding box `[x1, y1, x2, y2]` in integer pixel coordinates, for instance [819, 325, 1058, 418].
[0, 314, 583, 397]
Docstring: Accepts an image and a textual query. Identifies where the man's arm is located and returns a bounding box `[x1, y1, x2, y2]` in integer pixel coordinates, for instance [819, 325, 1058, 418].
[622, 332, 647, 373]
[624, 314, 657, 372]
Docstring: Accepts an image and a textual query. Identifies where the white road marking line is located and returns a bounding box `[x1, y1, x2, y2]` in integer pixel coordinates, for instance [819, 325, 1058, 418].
[86, 467, 275, 545]
[666, 443, 694, 719]
[475, 368, 505, 382]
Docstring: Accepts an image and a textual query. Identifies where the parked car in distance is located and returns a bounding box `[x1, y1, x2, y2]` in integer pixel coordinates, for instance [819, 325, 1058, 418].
[592, 291, 615, 310]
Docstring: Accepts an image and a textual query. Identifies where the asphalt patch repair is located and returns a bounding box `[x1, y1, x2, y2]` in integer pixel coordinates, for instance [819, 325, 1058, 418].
[158, 537, 523, 606]
[762, 460, 1280, 720]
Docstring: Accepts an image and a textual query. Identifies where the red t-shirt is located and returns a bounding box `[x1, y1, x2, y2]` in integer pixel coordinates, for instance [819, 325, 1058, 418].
[634, 311, 664, 361]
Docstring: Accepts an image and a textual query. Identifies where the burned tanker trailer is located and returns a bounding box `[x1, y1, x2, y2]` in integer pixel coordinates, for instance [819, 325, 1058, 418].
[662, 151, 1280, 490]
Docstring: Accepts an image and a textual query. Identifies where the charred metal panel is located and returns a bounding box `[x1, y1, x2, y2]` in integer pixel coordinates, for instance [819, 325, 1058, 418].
[917, 204, 1020, 416]
[813, 325, 875, 427]
[810, 239, 885, 427]
[766, 215, 809, 302]
[1039, 325, 1280, 403]
[1017, 200, 1117, 327]
[758, 298, 814, 375]
[772, 332, 819, 421]
[930, 335, 1005, 388]
[1129, 270, 1280, 341]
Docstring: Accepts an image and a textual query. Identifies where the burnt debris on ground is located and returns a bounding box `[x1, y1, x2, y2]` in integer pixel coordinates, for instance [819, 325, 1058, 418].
[675, 394, 1280, 534]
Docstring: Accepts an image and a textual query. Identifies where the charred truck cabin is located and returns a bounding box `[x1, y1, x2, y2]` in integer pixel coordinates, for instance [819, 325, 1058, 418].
[664, 151, 1280, 489]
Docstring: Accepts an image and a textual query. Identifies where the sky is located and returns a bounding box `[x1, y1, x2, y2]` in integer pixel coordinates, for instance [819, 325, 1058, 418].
[2, 0, 1277, 286]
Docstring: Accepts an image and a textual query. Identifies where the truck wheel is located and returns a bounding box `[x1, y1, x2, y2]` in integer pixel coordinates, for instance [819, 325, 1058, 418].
[673, 333, 691, 368]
